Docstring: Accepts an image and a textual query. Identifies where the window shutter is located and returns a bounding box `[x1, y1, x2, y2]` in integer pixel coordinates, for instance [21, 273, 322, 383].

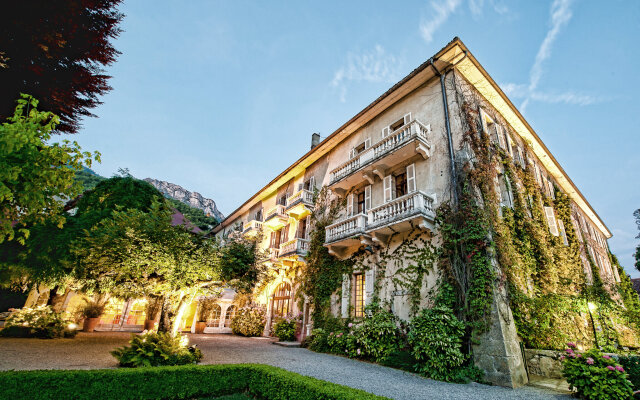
[558, 219, 568, 246]
[349, 148, 355, 159]
[309, 176, 315, 190]
[480, 109, 489, 134]
[305, 215, 311, 239]
[406, 163, 416, 193]
[497, 125, 506, 149]
[298, 183, 303, 191]
[270, 232, 277, 248]
[346, 193, 354, 216]
[544, 206, 559, 236]
[381, 127, 389, 138]
[403, 113, 411, 125]
[281, 224, 289, 242]
[364, 185, 371, 211]
[505, 131, 514, 157]
[364, 138, 371, 149]
[383, 175, 393, 203]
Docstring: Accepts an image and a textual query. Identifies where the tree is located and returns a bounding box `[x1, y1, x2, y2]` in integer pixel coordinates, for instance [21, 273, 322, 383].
[0, 94, 99, 244]
[0, 1, 124, 133]
[634, 209, 640, 272]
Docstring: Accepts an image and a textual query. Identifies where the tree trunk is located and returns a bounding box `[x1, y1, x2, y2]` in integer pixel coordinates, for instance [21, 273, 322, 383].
[170, 294, 191, 337]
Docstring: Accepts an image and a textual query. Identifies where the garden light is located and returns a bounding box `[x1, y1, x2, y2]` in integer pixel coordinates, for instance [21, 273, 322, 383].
[588, 302, 597, 312]
[68, 323, 77, 330]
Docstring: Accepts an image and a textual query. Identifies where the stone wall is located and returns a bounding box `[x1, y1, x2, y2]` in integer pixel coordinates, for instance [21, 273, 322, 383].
[524, 349, 564, 379]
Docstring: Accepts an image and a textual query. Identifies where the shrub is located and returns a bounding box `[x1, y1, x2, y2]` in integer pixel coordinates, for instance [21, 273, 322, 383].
[0, 306, 77, 338]
[231, 304, 266, 337]
[618, 355, 640, 390]
[111, 332, 202, 367]
[0, 364, 388, 400]
[347, 305, 401, 362]
[407, 305, 472, 382]
[562, 342, 634, 399]
[273, 315, 297, 342]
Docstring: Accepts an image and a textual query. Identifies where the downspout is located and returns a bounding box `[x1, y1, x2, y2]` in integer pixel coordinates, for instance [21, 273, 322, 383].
[430, 59, 459, 203]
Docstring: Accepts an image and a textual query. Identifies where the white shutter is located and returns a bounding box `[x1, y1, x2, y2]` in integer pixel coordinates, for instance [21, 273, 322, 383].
[305, 215, 311, 239]
[349, 148, 356, 159]
[383, 175, 393, 203]
[534, 163, 541, 184]
[364, 138, 371, 149]
[364, 269, 374, 306]
[505, 131, 514, 157]
[403, 113, 411, 125]
[341, 275, 350, 318]
[309, 176, 315, 190]
[558, 219, 568, 246]
[297, 183, 303, 191]
[480, 109, 489, 134]
[346, 193, 354, 216]
[406, 163, 416, 193]
[497, 125, 506, 149]
[364, 185, 371, 211]
[544, 206, 559, 236]
[381, 126, 389, 138]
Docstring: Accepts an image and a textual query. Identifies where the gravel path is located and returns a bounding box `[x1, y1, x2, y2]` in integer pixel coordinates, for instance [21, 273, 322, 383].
[0, 333, 570, 400]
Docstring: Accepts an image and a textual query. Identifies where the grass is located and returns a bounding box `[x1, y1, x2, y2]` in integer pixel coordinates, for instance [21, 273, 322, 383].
[199, 394, 254, 400]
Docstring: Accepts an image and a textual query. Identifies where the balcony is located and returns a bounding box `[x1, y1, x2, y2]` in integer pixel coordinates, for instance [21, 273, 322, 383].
[242, 220, 263, 237]
[278, 238, 310, 259]
[324, 191, 436, 258]
[329, 120, 431, 192]
[366, 191, 435, 244]
[263, 204, 289, 230]
[286, 189, 314, 219]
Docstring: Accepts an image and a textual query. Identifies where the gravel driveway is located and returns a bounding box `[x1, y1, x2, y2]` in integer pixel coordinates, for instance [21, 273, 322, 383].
[0, 332, 570, 400]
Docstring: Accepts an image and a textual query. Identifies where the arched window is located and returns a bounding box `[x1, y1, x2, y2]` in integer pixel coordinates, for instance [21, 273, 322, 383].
[224, 305, 235, 328]
[208, 304, 222, 327]
[272, 282, 291, 321]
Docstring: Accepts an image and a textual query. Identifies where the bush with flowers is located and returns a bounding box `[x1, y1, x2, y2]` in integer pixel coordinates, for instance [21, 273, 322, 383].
[272, 313, 298, 341]
[0, 305, 77, 338]
[231, 303, 266, 337]
[561, 342, 634, 399]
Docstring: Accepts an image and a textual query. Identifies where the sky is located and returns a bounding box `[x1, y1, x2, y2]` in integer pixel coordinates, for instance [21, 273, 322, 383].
[70, 0, 640, 276]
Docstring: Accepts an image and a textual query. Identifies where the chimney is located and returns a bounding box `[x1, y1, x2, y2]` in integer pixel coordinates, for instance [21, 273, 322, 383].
[310, 133, 320, 150]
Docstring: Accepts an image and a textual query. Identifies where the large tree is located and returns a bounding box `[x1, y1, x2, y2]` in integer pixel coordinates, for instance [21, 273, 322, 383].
[634, 209, 640, 272]
[0, 94, 99, 244]
[0, 1, 124, 133]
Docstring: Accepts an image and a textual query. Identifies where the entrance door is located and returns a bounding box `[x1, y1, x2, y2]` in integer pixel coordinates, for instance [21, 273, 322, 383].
[271, 282, 291, 325]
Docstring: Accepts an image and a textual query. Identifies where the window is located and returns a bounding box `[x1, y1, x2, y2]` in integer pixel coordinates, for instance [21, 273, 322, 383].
[383, 113, 411, 138]
[558, 219, 568, 246]
[303, 176, 315, 191]
[272, 283, 291, 322]
[297, 217, 308, 239]
[357, 191, 366, 214]
[498, 175, 513, 209]
[395, 171, 407, 198]
[208, 304, 222, 327]
[255, 208, 263, 222]
[280, 224, 289, 243]
[353, 273, 365, 318]
[270, 230, 282, 248]
[277, 195, 287, 206]
[224, 305, 235, 328]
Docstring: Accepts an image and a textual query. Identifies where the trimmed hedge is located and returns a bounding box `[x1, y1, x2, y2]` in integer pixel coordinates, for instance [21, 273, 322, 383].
[0, 364, 388, 400]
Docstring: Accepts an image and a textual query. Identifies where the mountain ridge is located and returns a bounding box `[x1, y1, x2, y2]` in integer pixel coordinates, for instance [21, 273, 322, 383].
[144, 178, 224, 221]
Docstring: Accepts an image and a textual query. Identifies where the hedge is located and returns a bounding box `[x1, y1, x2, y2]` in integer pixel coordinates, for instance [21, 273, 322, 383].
[0, 364, 388, 400]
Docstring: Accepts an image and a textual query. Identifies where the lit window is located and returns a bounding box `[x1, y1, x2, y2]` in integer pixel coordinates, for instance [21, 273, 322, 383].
[354, 273, 365, 318]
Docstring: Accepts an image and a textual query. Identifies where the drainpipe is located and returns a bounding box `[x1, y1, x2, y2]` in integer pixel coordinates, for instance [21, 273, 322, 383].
[430, 59, 458, 203]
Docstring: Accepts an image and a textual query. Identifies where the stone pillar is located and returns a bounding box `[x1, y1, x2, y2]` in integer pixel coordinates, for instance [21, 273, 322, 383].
[473, 291, 528, 388]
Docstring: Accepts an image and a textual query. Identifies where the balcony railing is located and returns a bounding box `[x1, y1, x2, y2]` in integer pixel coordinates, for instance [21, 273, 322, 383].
[329, 120, 431, 185]
[242, 220, 263, 235]
[325, 213, 367, 244]
[367, 191, 435, 230]
[264, 204, 289, 230]
[324, 192, 435, 246]
[278, 238, 310, 258]
[286, 189, 314, 208]
[266, 204, 286, 220]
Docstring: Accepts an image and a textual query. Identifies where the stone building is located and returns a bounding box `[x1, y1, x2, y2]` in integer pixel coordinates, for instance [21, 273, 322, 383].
[212, 38, 628, 387]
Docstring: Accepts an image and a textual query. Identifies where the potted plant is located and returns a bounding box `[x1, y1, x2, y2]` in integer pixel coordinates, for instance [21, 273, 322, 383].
[78, 299, 106, 332]
[144, 296, 162, 331]
[195, 299, 213, 334]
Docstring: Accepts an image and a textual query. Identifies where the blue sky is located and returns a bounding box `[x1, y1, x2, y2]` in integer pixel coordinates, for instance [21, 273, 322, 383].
[71, 0, 640, 276]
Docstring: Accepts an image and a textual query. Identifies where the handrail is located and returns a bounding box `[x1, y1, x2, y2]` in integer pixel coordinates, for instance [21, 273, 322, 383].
[325, 213, 367, 243]
[329, 119, 431, 183]
[286, 189, 314, 207]
[265, 204, 287, 220]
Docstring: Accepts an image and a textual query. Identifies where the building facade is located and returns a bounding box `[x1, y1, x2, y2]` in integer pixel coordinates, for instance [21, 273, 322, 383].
[212, 38, 630, 387]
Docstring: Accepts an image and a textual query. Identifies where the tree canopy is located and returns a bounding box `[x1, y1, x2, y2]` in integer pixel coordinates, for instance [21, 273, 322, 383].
[0, 0, 124, 133]
[0, 94, 99, 244]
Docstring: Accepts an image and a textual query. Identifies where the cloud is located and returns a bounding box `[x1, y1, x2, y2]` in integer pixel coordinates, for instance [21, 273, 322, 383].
[529, 91, 608, 106]
[469, 0, 510, 17]
[331, 45, 402, 102]
[522, 0, 573, 112]
[420, 0, 462, 43]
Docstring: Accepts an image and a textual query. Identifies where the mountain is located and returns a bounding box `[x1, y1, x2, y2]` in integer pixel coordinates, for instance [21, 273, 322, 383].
[144, 178, 224, 222]
[74, 167, 106, 191]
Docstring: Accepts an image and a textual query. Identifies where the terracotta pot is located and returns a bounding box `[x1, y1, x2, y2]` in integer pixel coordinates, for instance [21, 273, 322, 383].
[143, 319, 156, 331]
[82, 317, 100, 332]
[195, 321, 206, 334]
